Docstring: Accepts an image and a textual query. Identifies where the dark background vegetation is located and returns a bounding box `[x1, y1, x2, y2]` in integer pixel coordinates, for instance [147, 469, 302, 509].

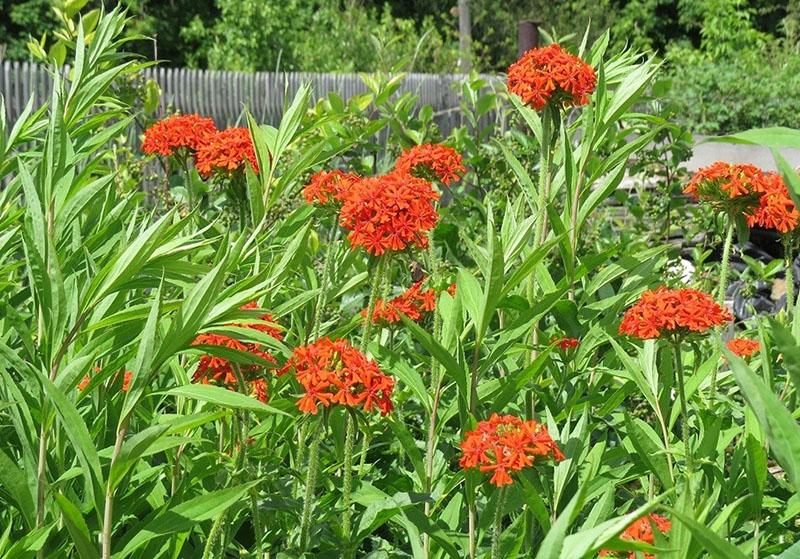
[1, 0, 799, 132]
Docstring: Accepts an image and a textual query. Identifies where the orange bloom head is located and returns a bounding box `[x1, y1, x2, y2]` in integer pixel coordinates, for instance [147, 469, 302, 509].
[394, 144, 465, 185]
[281, 338, 394, 415]
[507, 44, 596, 111]
[553, 336, 579, 351]
[599, 513, 671, 559]
[77, 369, 132, 393]
[192, 302, 280, 402]
[746, 172, 800, 234]
[195, 127, 259, 178]
[338, 172, 440, 256]
[303, 169, 361, 206]
[726, 337, 760, 359]
[619, 287, 732, 340]
[459, 413, 564, 487]
[684, 162, 769, 215]
[363, 278, 440, 326]
[142, 114, 218, 157]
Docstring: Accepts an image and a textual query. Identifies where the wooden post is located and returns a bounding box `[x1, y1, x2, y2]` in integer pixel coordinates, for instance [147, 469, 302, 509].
[517, 20, 541, 57]
[457, 0, 472, 73]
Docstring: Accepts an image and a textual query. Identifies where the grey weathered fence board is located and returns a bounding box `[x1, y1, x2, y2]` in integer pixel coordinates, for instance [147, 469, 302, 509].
[0, 61, 493, 135]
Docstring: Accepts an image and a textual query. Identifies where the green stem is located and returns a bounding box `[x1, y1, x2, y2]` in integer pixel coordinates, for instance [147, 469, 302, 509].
[359, 256, 389, 354]
[342, 413, 356, 539]
[311, 222, 339, 341]
[492, 487, 507, 559]
[202, 512, 226, 559]
[294, 421, 308, 497]
[300, 418, 323, 551]
[718, 217, 735, 305]
[673, 342, 693, 474]
[785, 236, 795, 317]
[710, 218, 735, 401]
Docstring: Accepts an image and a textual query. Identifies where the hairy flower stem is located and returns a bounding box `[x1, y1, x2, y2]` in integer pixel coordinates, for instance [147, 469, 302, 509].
[294, 421, 308, 497]
[102, 416, 130, 559]
[300, 418, 324, 551]
[492, 487, 507, 559]
[525, 106, 556, 419]
[423, 307, 445, 558]
[673, 343, 693, 475]
[202, 512, 227, 559]
[709, 218, 736, 401]
[785, 237, 795, 318]
[359, 256, 390, 354]
[342, 413, 356, 538]
[311, 222, 340, 341]
[717, 218, 735, 305]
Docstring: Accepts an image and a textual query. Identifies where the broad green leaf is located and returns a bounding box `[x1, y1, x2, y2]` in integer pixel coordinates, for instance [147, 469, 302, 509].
[166, 384, 289, 416]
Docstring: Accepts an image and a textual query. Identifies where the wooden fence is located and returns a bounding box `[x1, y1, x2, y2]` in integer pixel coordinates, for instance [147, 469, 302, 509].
[0, 61, 497, 134]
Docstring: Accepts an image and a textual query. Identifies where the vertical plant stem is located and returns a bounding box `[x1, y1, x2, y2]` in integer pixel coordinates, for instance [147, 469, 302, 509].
[673, 342, 693, 474]
[311, 222, 339, 341]
[568, 172, 587, 301]
[300, 418, 323, 551]
[717, 217, 735, 305]
[525, 107, 556, 419]
[468, 501, 477, 559]
[784, 236, 795, 318]
[202, 512, 227, 559]
[359, 256, 389, 354]
[710, 218, 735, 401]
[342, 413, 356, 538]
[294, 421, 308, 497]
[492, 486, 507, 559]
[102, 416, 129, 559]
[35, 416, 50, 553]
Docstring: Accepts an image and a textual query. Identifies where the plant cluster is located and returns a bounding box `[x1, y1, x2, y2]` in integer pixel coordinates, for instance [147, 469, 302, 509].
[3, 9, 800, 559]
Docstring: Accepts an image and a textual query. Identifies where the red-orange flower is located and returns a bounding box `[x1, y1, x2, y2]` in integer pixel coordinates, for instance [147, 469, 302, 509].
[684, 162, 770, 215]
[599, 514, 671, 559]
[77, 369, 132, 392]
[338, 173, 440, 256]
[619, 287, 732, 340]
[281, 338, 394, 415]
[192, 302, 282, 402]
[363, 279, 440, 325]
[746, 172, 800, 234]
[394, 144, 466, 185]
[726, 337, 760, 359]
[195, 127, 259, 178]
[303, 169, 361, 206]
[507, 44, 596, 111]
[142, 114, 218, 157]
[553, 336, 579, 351]
[459, 413, 564, 487]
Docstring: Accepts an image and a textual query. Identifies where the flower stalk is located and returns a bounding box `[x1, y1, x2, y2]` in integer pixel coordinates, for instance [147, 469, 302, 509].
[300, 418, 324, 550]
[492, 486, 507, 559]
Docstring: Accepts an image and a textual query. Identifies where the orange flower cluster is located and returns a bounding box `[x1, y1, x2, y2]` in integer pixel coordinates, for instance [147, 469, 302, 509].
[78, 369, 132, 392]
[727, 337, 760, 359]
[619, 287, 732, 340]
[192, 302, 282, 402]
[599, 514, 671, 559]
[281, 338, 394, 415]
[142, 114, 218, 157]
[460, 413, 564, 487]
[195, 127, 259, 178]
[338, 172, 440, 255]
[684, 162, 769, 215]
[394, 144, 466, 185]
[507, 44, 596, 111]
[364, 279, 436, 325]
[747, 172, 800, 234]
[303, 169, 361, 206]
[553, 336, 579, 351]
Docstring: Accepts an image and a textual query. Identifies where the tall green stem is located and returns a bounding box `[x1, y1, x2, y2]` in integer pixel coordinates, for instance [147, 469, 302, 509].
[491, 486, 507, 559]
[311, 222, 339, 341]
[718, 217, 735, 304]
[102, 416, 129, 559]
[202, 512, 226, 559]
[673, 342, 693, 474]
[525, 106, 556, 420]
[359, 256, 389, 354]
[342, 413, 356, 538]
[785, 236, 795, 317]
[300, 418, 323, 550]
[710, 218, 735, 400]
